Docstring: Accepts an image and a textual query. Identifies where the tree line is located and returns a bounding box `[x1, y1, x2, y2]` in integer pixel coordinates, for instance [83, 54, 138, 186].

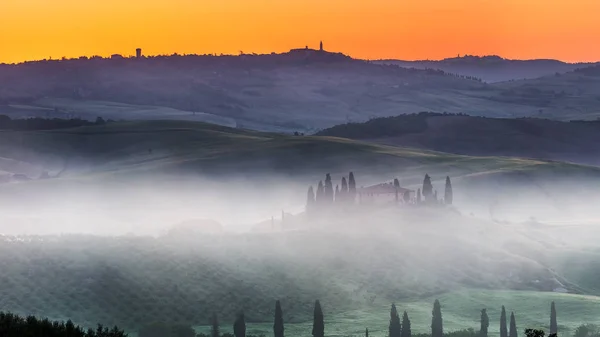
[0, 311, 127, 337]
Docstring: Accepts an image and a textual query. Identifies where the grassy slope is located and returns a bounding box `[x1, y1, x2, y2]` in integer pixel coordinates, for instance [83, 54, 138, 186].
[194, 290, 600, 337]
[0, 120, 597, 181]
[315, 114, 600, 166]
[1, 121, 599, 335]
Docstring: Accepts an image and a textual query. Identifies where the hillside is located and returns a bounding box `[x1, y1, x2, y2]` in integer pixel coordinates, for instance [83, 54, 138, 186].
[1, 119, 600, 186]
[375, 56, 595, 83]
[2, 209, 600, 335]
[3, 52, 600, 133]
[316, 113, 600, 166]
[487, 65, 600, 121]
[1, 120, 600, 234]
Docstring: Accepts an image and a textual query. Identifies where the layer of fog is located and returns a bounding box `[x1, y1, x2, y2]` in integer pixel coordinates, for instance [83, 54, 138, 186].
[1, 172, 600, 242]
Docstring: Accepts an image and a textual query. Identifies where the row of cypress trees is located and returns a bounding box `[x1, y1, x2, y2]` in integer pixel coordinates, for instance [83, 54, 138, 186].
[306, 172, 357, 213]
[214, 299, 559, 337]
[480, 302, 558, 337]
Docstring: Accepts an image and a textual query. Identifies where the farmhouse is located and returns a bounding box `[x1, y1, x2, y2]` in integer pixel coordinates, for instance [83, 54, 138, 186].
[358, 182, 414, 205]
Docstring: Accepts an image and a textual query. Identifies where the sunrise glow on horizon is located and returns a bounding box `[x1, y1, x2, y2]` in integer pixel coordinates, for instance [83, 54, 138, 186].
[1, 0, 600, 64]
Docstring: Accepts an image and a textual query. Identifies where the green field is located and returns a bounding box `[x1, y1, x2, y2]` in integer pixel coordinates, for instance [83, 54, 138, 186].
[193, 290, 600, 337]
[1, 121, 600, 336]
[1, 120, 598, 181]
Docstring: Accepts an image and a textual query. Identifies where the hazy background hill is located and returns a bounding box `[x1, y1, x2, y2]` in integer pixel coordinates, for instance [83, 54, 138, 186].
[4, 51, 600, 134]
[316, 113, 600, 166]
[375, 55, 596, 83]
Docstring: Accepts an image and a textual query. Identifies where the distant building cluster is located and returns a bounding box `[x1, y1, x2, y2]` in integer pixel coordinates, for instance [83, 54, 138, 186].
[305, 172, 454, 214]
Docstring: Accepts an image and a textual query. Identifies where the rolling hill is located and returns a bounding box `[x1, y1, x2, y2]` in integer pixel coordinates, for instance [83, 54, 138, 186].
[0, 121, 599, 335]
[4, 51, 600, 133]
[1, 119, 599, 182]
[316, 113, 600, 166]
[375, 55, 596, 83]
[1, 120, 600, 234]
[2, 212, 600, 336]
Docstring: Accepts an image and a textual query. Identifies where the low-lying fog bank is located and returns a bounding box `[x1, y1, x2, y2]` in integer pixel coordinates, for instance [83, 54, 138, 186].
[1, 171, 600, 237]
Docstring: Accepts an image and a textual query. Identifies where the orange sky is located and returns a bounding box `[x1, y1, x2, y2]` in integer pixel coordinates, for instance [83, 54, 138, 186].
[1, 0, 599, 64]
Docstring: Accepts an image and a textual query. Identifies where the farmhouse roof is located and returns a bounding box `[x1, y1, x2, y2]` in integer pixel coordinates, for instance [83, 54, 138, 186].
[358, 182, 413, 195]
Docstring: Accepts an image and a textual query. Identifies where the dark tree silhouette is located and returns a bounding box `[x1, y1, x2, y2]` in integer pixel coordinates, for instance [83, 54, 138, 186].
[432, 299, 443, 337]
[394, 179, 400, 202]
[509, 312, 517, 337]
[480, 309, 489, 337]
[234, 311, 246, 337]
[389, 304, 401, 337]
[401, 311, 412, 337]
[316, 181, 324, 205]
[274, 300, 284, 337]
[423, 174, 433, 202]
[366, 328, 369, 337]
[349, 172, 357, 203]
[312, 300, 325, 337]
[335, 185, 340, 202]
[500, 306, 508, 337]
[444, 176, 453, 205]
[550, 302, 557, 335]
[210, 313, 220, 337]
[341, 177, 348, 201]
[324, 174, 334, 203]
[306, 186, 315, 213]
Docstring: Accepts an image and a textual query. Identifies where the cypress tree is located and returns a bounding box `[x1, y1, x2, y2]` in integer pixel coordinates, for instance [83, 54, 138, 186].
[422, 174, 433, 202]
[210, 313, 220, 337]
[394, 179, 400, 203]
[316, 181, 324, 205]
[389, 304, 401, 337]
[234, 311, 246, 337]
[274, 300, 284, 337]
[431, 299, 443, 337]
[335, 185, 340, 203]
[444, 176, 453, 205]
[401, 311, 412, 337]
[312, 300, 324, 337]
[349, 172, 356, 203]
[341, 177, 348, 201]
[509, 312, 517, 337]
[500, 306, 508, 337]
[306, 186, 315, 213]
[550, 302, 557, 335]
[480, 309, 489, 337]
[366, 328, 369, 337]
[324, 174, 334, 203]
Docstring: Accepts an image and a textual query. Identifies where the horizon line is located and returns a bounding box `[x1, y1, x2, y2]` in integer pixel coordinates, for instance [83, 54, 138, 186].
[2, 48, 598, 66]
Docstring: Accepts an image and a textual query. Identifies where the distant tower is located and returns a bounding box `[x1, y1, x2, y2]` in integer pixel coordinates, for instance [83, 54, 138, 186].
[319, 41, 323, 51]
[136, 48, 142, 58]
